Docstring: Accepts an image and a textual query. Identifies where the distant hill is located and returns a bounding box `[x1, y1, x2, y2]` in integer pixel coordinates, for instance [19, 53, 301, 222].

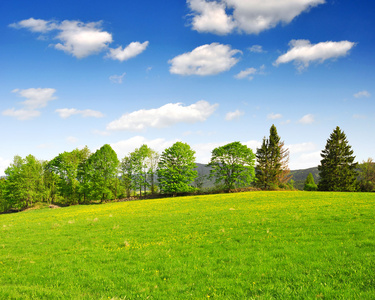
[290, 167, 319, 190]
[195, 163, 320, 190]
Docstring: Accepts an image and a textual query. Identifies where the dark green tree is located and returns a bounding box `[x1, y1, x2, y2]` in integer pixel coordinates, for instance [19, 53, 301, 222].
[304, 173, 317, 191]
[208, 142, 255, 192]
[157, 142, 197, 196]
[256, 124, 282, 189]
[318, 126, 357, 191]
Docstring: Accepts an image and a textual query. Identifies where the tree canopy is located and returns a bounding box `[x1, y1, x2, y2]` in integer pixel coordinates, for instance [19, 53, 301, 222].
[208, 142, 255, 191]
[157, 142, 197, 196]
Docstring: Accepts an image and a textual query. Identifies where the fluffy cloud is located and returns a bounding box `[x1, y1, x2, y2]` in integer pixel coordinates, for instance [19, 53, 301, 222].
[55, 108, 104, 119]
[225, 110, 244, 121]
[13, 88, 57, 109]
[354, 90, 371, 98]
[267, 113, 282, 120]
[111, 136, 178, 159]
[235, 65, 265, 80]
[289, 151, 321, 170]
[10, 18, 147, 60]
[9, 17, 57, 33]
[187, 0, 235, 35]
[109, 73, 126, 84]
[2, 109, 41, 121]
[298, 114, 315, 124]
[187, 0, 325, 35]
[169, 43, 241, 76]
[107, 100, 218, 131]
[107, 41, 149, 62]
[54, 21, 112, 58]
[66, 136, 79, 144]
[2, 88, 57, 120]
[274, 39, 356, 71]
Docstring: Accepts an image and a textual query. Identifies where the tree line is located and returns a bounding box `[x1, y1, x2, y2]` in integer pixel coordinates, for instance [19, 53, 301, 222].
[0, 125, 374, 212]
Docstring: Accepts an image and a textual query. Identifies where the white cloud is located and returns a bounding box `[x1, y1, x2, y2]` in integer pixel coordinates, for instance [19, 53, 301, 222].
[107, 100, 218, 131]
[54, 20, 112, 58]
[235, 65, 265, 80]
[281, 120, 291, 125]
[9, 18, 57, 33]
[287, 142, 316, 154]
[2, 108, 41, 121]
[10, 18, 147, 60]
[12, 88, 57, 109]
[2, 88, 56, 120]
[55, 108, 104, 119]
[248, 45, 265, 53]
[354, 90, 371, 98]
[267, 113, 282, 120]
[187, 0, 325, 35]
[235, 67, 257, 80]
[109, 73, 126, 84]
[187, 0, 236, 35]
[290, 151, 321, 170]
[298, 114, 315, 124]
[111, 136, 178, 159]
[274, 39, 356, 71]
[225, 110, 244, 121]
[107, 41, 149, 62]
[169, 43, 241, 76]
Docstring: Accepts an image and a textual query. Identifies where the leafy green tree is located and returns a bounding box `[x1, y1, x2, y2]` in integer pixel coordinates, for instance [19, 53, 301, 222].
[357, 158, 375, 192]
[256, 124, 282, 189]
[146, 149, 160, 195]
[304, 173, 317, 191]
[157, 142, 197, 196]
[208, 142, 255, 192]
[86, 144, 119, 201]
[318, 126, 357, 191]
[48, 147, 91, 204]
[120, 155, 134, 198]
[4, 155, 44, 210]
[0, 177, 8, 212]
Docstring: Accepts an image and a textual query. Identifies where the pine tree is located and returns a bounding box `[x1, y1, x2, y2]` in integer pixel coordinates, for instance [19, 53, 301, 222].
[256, 124, 284, 189]
[318, 126, 357, 191]
[304, 173, 317, 191]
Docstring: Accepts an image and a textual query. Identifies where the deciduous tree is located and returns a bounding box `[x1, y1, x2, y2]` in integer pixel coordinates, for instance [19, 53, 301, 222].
[157, 142, 197, 196]
[208, 142, 255, 192]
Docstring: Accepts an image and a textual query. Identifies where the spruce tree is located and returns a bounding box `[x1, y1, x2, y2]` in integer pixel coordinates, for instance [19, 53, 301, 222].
[256, 124, 283, 189]
[304, 173, 317, 191]
[318, 126, 357, 191]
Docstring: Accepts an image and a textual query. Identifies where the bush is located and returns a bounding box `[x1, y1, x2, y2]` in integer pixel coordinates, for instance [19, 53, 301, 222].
[304, 183, 318, 191]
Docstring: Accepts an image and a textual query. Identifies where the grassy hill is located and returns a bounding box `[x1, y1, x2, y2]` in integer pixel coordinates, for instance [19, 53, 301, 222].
[0, 191, 374, 299]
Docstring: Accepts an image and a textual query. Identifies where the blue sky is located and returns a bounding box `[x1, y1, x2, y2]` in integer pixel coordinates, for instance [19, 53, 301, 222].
[1, 0, 374, 175]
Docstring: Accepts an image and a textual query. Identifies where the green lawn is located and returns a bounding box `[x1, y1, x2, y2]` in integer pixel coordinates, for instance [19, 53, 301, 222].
[0, 191, 374, 299]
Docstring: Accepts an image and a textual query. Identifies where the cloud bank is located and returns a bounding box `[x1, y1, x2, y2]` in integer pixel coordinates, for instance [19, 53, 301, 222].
[107, 100, 218, 131]
[56, 108, 104, 119]
[10, 18, 148, 59]
[2, 88, 57, 120]
[187, 0, 325, 35]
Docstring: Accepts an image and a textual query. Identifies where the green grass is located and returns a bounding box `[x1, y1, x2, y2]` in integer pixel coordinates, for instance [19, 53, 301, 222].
[0, 191, 374, 299]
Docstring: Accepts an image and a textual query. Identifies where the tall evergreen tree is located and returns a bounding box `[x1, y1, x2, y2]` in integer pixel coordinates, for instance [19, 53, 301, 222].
[256, 125, 283, 189]
[318, 126, 357, 191]
[304, 173, 317, 191]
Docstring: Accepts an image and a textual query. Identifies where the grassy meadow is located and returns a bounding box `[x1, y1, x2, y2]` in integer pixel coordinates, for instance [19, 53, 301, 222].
[0, 191, 374, 299]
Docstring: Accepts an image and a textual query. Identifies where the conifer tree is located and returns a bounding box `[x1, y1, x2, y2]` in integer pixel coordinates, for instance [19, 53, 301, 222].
[318, 126, 357, 191]
[304, 173, 317, 191]
[256, 124, 284, 189]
